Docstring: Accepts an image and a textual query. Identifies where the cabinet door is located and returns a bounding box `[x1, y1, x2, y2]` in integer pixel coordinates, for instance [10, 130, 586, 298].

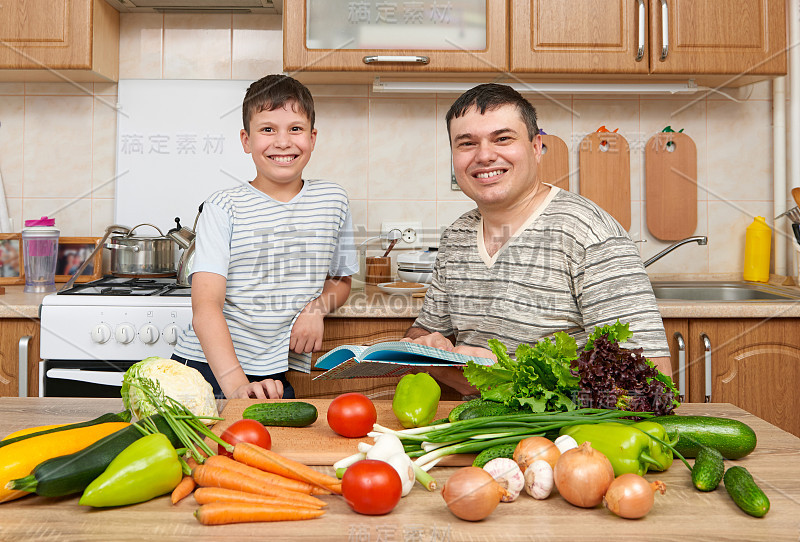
[0, 319, 40, 397]
[510, 0, 649, 74]
[649, 0, 786, 75]
[284, 0, 507, 74]
[688, 319, 800, 437]
[662, 318, 688, 402]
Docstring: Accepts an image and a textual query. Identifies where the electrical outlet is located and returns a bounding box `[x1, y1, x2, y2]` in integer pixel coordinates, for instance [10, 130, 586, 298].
[381, 221, 423, 249]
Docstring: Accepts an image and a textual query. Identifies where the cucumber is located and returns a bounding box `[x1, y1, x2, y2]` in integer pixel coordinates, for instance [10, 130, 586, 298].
[472, 443, 518, 468]
[723, 466, 770, 517]
[691, 446, 724, 491]
[650, 415, 757, 459]
[447, 398, 483, 423]
[458, 400, 522, 421]
[242, 402, 318, 427]
[10, 414, 180, 497]
[0, 411, 131, 450]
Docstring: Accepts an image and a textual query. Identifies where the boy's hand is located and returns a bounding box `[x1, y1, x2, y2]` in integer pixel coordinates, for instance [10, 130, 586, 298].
[231, 379, 284, 399]
[290, 309, 325, 353]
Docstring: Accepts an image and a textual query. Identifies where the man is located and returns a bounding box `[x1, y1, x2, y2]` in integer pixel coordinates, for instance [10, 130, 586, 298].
[404, 84, 670, 395]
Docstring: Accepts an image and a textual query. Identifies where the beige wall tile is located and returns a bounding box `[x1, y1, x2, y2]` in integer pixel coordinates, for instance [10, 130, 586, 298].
[0, 96, 25, 198]
[5, 197, 22, 232]
[25, 82, 93, 96]
[93, 98, 118, 199]
[94, 83, 118, 97]
[307, 84, 369, 98]
[434, 96, 458, 201]
[368, 98, 437, 200]
[232, 14, 282, 80]
[708, 200, 773, 274]
[119, 13, 164, 79]
[640, 199, 709, 274]
[0, 83, 24, 95]
[24, 96, 93, 199]
[367, 200, 437, 248]
[163, 14, 232, 80]
[304, 97, 369, 199]
[707, 100, 772, 202]
[436, 200, 477, 236]
[347, 199, 368, 245]
[22, 197, 92, 237]
[91, 199, 115, 237]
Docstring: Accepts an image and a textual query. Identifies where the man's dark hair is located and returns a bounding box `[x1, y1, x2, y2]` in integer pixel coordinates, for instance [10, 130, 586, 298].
[242, 74, 315, 133]
[445, 83, 539, 142]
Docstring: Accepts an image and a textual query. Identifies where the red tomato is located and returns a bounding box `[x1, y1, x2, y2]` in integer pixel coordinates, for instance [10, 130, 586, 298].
[218, 419, 271, 458]
[342, 459, 402, 515]
[327, 393, 377, 438]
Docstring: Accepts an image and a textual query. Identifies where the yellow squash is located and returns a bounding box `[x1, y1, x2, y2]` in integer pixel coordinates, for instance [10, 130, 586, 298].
[0, 422, 129, 503]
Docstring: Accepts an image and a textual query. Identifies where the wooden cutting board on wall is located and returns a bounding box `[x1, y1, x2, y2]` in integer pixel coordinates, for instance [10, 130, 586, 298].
[578, 132, 631, 230]
[645, 132, 698, 240]
[539, 134, 570, 190]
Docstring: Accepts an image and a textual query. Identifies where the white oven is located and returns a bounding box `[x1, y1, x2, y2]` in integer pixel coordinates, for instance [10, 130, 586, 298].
[39, 277, 192, 397]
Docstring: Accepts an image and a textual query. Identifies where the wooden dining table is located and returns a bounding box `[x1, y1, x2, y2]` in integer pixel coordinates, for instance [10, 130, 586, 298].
[0, 398, 798, 541]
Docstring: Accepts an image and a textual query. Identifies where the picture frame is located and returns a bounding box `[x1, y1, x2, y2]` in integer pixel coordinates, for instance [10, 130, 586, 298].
[0, 233, 25, 285]
[55, 237, 103, 283]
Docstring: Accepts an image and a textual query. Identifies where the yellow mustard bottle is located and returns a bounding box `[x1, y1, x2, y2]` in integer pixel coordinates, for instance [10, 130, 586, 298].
[743, 216, 771, 282]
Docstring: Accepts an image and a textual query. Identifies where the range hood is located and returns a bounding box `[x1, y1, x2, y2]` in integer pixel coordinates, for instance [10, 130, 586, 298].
[104, 0, 282, 13]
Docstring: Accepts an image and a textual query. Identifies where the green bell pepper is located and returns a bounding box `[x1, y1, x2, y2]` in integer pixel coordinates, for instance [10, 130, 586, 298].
[560, 421, 675, 477]
[79, 432, 183, 507]
[392, 372, 441, 428]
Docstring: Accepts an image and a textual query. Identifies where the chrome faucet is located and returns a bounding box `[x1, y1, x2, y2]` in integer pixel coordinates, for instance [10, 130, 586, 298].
[643, 236, 708, 268]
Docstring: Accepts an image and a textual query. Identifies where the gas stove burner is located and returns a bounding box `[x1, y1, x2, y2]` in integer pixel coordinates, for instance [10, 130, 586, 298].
[58, 275, 190, 297]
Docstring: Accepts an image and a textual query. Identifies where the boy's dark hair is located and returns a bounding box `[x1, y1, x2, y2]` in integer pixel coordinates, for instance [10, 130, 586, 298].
[445, 83, 539, 142]
[242, 74, 315, 133]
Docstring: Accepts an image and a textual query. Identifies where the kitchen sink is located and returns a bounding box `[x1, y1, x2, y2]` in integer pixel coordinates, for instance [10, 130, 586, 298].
[650, 281, 800, 302]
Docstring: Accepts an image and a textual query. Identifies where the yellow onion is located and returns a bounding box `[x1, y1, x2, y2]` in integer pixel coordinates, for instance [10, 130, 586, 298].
[604, 473, 666, 519]
[513, 436, 561, 472]
[553, 441, 615, 508]
[441, 467, 509, 521]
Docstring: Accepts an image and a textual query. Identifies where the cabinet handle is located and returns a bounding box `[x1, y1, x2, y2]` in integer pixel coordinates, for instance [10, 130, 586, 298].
[673, 331, 685, 402]
[362, 56, 430, 65]
[18, 336, 31, 398]
[701, 333, 711, 402]
[636, 0, 645, 62]
[659, 0, 669, 61]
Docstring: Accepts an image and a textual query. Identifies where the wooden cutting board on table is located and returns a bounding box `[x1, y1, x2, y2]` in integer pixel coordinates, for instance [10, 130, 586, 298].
[539, 134, 570, 190]
[212, 399, 475, 467]
[578, 132, 631, 230]
[645, 132, 698, 240]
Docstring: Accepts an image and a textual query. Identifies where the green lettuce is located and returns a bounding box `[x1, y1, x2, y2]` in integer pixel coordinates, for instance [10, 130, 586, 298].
[463, 331, 580, 413]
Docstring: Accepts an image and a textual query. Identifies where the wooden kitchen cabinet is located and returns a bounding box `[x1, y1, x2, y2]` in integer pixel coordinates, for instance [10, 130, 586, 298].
[0, 0, 119, 82]
[662, 318, 688, 401]
[0, 319, 40, 397]
[283, 0, 507, 80]
[510, 0, 786, 78]
[288, 317, 460, 401]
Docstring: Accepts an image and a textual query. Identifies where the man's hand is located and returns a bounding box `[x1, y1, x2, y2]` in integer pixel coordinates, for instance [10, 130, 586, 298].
[290, 309, 325, 354]
[453, 345, 497, 362]
[401, 331, 455, 351]
[230, 378, 284, 399]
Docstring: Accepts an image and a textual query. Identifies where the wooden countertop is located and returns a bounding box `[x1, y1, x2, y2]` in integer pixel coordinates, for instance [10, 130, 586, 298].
[0, 398, 798, 541]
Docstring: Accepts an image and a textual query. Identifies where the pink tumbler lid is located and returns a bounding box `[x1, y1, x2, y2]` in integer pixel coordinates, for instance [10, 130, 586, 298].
[25, 216, 56, 227]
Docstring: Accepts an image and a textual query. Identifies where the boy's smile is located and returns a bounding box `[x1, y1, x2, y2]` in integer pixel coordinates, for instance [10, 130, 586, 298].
[240, 102, 317, 200]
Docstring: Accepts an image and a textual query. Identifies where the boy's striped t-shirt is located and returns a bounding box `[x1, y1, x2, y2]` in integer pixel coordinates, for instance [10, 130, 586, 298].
[414, 186, 670, 358]
[174, 180, 358, 374]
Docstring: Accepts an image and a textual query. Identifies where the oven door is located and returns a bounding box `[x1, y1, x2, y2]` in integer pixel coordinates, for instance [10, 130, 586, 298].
[40, 360, 137, 398]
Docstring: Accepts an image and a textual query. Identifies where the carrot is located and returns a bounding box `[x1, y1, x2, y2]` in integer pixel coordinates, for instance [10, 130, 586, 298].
[195, 502, 325, 525]
[204, 455, 330, 495]
[233, 443, 343, 495]
[171, 457, 200, 504]
[191, 464, 327, 509]
[193, 487, 323, 509]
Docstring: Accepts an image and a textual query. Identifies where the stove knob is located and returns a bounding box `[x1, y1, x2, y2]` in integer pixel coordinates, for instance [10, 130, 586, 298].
[91, 323, 112, 344]
[163, 324, 180, 345]
[139, 324, 159, 345]
[115, 323, 136, 344]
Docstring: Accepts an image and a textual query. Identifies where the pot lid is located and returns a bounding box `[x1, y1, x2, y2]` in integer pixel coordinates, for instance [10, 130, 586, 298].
[396, 249, 437, 270]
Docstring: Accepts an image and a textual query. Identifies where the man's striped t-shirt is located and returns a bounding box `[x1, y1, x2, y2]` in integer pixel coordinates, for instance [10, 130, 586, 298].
[174, 180, 358, 374]
[414, 186, 669, 358]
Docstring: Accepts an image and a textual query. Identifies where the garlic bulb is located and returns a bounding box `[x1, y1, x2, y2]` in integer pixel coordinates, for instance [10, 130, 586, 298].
[524, 459, 554, 500]
[483, 458, 525, 502]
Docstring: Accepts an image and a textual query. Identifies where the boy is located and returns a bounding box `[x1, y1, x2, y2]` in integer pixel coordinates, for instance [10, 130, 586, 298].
[172, 75, 358, 399]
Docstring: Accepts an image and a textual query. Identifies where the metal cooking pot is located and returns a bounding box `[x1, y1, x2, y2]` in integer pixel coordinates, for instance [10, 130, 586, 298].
[106, 224, 176, 277]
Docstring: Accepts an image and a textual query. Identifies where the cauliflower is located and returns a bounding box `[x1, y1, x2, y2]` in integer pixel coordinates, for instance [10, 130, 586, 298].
[121, 357, 218, 422]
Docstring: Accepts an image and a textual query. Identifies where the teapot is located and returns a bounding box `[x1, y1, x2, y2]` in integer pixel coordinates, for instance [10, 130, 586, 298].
[168, 204, 203, 287]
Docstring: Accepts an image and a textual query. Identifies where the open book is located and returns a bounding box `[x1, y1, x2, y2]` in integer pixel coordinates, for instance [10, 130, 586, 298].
[312, 341, 495, 380]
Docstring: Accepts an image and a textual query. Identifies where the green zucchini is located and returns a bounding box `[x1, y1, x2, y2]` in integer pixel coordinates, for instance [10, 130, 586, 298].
[447, 398, 483, 423]
[9, 414, 180, 497]
[472, 443, 517, 468]
[723, 466, 770, 517]
[457, 400, 522, 421]
[650, 415, 757, 459]
[691, 446, 724, 491]
[242, 402, 318, 427]
[0, 411, 131, 450]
